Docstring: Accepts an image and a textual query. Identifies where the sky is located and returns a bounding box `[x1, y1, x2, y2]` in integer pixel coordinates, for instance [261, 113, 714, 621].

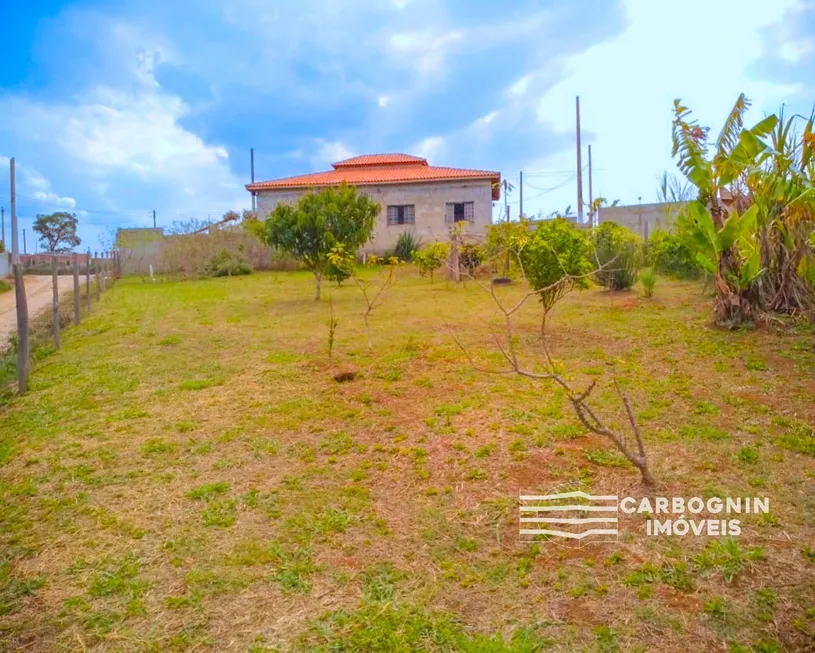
[0, 0, 814, 251]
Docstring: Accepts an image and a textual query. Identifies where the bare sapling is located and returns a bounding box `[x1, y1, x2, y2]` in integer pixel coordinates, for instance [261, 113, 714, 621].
[352, 256, 398, 350]
[327, 298, 338, 360]
[451, 255, 656, 487]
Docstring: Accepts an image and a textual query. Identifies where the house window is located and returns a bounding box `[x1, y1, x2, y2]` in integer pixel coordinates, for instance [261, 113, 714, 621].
[445, 202, 474, 224]
[387, 205, 415, 226]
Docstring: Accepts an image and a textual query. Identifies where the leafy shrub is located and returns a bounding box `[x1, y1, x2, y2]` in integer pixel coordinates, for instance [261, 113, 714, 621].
[593, 221, 642, 290]
[414, 242, 450, 282]
[205, 249, 252, 277]
[0, 279, 11, 294]
[639, 268, 656, 298]
[485, 218, 533, 275]
[394, 231, 421, 262]
[459, 243, 484, 276]
[647, 229, 700, 279]
[517, 217, 593, 309]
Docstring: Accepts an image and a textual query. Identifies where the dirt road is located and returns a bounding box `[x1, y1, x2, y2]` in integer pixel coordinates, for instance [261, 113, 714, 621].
[0, 276, 76, 346]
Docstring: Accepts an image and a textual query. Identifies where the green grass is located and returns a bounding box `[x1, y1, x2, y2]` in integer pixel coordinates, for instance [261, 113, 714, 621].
[0, 269, 813, 650]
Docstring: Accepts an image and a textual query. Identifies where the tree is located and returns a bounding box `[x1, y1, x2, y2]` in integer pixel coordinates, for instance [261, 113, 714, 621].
[254, 183, 380, 299]
[517, 217, 593, 309]
[593, 222, 642, 291]
[672, 94, 778, 326]
[33, 212, 81, 252]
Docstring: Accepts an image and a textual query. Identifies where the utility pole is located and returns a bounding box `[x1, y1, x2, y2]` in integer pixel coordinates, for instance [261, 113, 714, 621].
[10, 157, 29, 394]
[576, 96, 584, 223]
[588, 144, 594, 226]
[250, 148, 256, 213]
[10, 160, 18, 263]
[519, 171, 524, 219]
[1, 206, 4, 246]
[23, 229, 26, 255]
[152, 209, 156, 229]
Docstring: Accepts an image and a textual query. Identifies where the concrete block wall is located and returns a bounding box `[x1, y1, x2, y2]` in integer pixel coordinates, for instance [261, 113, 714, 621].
[597, 202, 687, 239]
[255, 180, 494, 254]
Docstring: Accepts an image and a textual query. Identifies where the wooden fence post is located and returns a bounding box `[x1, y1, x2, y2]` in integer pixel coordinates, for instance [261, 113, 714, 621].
[85, 249, 91, 314]
[72, 252, 81, 324]
[13, 263, 29, 394]
[94, 251, 101, 300]
[51, 255, 61, 350]
[100, 252, 106, 293]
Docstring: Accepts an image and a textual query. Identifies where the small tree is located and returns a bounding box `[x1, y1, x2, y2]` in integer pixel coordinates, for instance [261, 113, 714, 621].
[255, 183, 379, 299]
[414, 242, 450, 283]
[518, 217, 593, 309]
[33, 212, 81, 252]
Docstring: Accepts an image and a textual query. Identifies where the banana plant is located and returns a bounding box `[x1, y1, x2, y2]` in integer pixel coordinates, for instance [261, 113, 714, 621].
[677, 202, 763, 292]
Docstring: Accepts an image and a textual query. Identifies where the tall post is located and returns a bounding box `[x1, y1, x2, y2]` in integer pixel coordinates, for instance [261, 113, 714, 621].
[51, 255, 61, 350]
[10, 159, 18, 264]
[85, 248, 91, 313]
[250, 148, 256, 213]
[588, 144, 594, 226]
[519, 171, 523, 220]
[22, 228, 26, 255]
[72, 252, 81, 324]
[94, 252, 101, 300]
[503, 179, 509, 223]
[152, 210, 157, 229]
[1, 206, 4, 247]
[576, 96, 584, 224]
[10, 158, 29, 393]
[100, 252, 106, 292]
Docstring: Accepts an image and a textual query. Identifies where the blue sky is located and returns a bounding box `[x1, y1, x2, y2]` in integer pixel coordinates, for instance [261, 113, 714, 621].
[1, 0, 814, 251]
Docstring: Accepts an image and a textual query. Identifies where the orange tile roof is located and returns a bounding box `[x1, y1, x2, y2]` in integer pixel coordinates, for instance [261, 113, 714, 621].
[332, 153, 428, 168]
[247, 154, 501, 200]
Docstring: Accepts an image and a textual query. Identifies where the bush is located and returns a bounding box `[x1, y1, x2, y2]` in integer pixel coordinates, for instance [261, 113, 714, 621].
[414, 242, 450, 282]
[593, 222, 642, 290]
[394, 231, 421, 262]
[205, 249, 252, 277]
[485, 218, 532, 275]
[0, 279, 11, 294]
[518, 218, 593, 309]
[647, 229, 699, 279]
[639, 268, 656, 298]
[459, 243, 485, 276]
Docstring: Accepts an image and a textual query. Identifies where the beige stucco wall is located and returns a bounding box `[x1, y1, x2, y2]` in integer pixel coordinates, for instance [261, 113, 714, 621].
[255, 179, 494, 254]
[597, 202, 687, 239]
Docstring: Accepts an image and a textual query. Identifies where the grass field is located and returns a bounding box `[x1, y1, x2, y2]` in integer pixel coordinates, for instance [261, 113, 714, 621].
[0, 268, 813, 651]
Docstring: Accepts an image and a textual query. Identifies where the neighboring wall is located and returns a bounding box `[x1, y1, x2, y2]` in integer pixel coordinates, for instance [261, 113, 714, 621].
[256, 179, 495, 253]
[0, 252, 9, 278]
[598, 202, 687, 239]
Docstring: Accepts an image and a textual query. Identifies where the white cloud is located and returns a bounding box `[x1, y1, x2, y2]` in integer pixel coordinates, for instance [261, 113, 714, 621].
[389, 29, 463, 77]
[32, 191, 77, 209]
[779, 38, 814, 62]
[522, 0, 805, 215]
[507, 74, 534, 97]
[378, 95, 391, 108]
[312, 139, 356, 166]
[412, 135, 445, 160]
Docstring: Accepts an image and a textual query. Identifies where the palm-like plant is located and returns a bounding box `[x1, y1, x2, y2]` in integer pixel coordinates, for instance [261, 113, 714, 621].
[747, 108, 815, 313]
[672, 94, 778, 325]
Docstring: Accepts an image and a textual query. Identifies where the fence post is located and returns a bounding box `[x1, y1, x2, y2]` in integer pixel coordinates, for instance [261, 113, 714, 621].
[85, 248, 91, 314]
[100, 252, 106, 293]
[51, 255, 61, 350]
[94, 251, 101, 300]
[13, 263, 29, 394]
[72, 253, 81, 324]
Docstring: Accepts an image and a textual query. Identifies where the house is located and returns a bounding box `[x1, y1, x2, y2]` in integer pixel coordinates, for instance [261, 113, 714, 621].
[246, 154, 501, 253]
